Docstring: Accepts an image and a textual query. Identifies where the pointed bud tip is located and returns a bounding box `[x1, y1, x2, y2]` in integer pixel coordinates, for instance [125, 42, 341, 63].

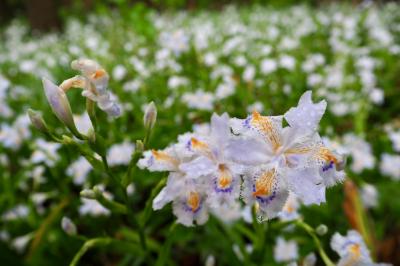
[144, 101, 157, 130]
[28, 109, 48, 133]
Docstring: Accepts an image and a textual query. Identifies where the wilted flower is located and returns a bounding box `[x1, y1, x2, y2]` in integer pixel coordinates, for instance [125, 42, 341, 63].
[62, 58, 121, 117]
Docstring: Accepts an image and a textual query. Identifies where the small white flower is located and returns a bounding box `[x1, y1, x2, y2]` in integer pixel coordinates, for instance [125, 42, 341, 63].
[331, 230, 375, 266]
[343, 134, 375, 174]
[11, 233, 33, 253]
[260, 58, 277, 74]
[61, 216, 77, 235]
[360, 183, 379, 208]
[274, 237, 299, 263]
[112, 65, 127, 81]
[67, 156, 92, 185]
[79, 198, 110, 217]
[107, 141, 135, 167]
[182, 89, 214, 111]
[379, 153, 400, 180]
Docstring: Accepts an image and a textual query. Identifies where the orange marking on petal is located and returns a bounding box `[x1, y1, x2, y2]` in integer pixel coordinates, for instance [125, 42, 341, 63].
[93, 69, 106, 79]
[252, 170, 276, 197]
[285, 204, 294, 213]
[217, 164, 232, 189]
[348, 244, 361, 259]
[317, 147, 338, 165]
[187, 191, 200, 212]
[191, 137, 209, 150]
[285, 146, 312, 155]
[151, 150, 178, 165]
[250, 111, 281, 151]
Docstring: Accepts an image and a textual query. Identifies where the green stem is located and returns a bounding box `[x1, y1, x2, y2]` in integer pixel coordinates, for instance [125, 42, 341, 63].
[155, 222, 178, 266]
[296, 220, 335, 266]
[69, 237, 143, 266]
[86, 98, 97, 132]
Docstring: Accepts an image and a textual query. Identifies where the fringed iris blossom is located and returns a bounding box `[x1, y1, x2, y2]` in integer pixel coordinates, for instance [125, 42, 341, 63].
[139, 91, 346, 226]
[330, 230, 388, 266]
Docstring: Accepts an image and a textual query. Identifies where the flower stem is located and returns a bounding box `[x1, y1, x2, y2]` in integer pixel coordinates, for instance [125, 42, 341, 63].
[295, 220, 335, 266]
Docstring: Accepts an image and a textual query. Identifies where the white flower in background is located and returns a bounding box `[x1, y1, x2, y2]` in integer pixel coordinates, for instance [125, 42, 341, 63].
[204, 52, 217, 66]
[246, 102, 264, 113]
[243, 65, 256, 82]
[112, 64, 127, 81]
[331, 230, 384, 266]
[31, 192, 49, 214]
[67, 156, 93, 185]
[193, 123, 210, 135]
[379, 153, 400, 180]
[160, 29, 189, 55]
[0, 114, 31, 150]
[107, 141, 135, 166]
[215, 82, 235, 99]
[0, 231, 10, 242]
[30, 138, 61, 167]
[369, 88, 384, 105]
[343, 134, 375, 174]
[205, 255, 215, 266]
[31, 165, 46, 184]
[11, 233, 33, 253]
[303, 252, 317, 266]
[260, 58, 277, 74]
[168, 76, 189, 90]
[61, 216, 77, 235]
[2, 204, 29, 221]
[79, 198, 110, 216]
[387, 129, 400, 152]
[279, 55, 296, 70]
[123, 79, 141, 93]
[360, 183, 378, 209]
[274, 237, 299, 263]
[278, 193, 301, 221]
[0, 74, 10, 93]
[182, 89, 214, 111]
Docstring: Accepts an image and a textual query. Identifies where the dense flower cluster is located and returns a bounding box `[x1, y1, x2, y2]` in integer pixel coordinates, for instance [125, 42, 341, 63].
[139, 91, 346, 226]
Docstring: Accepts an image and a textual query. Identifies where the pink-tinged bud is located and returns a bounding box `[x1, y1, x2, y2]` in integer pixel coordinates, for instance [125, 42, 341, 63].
[144, 101, 157, 131]
[42, 78, 81, 137]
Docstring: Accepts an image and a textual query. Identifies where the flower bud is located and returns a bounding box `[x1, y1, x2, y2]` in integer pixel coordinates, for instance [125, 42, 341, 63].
[143, 101, 157, 131]
[61, 216, 77, 236]
[136, 140, 144, 153]
[80, 189, 96, 199]
[42, 78, 81, 138]
[28, 109, 49, 134]
[316, 224, 328, 236]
